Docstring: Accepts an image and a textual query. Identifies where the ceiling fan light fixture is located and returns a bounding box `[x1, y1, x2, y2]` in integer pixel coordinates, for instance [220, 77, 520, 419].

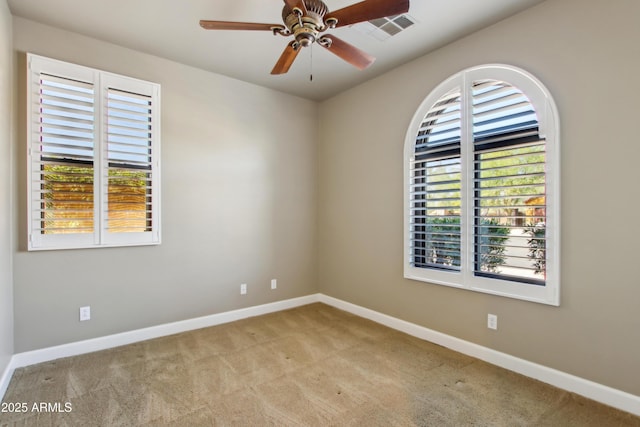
[296, 31, 316, 47]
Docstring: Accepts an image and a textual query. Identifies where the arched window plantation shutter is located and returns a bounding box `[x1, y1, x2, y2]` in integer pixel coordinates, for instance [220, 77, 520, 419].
[409, 88, 462, 271]
[472, 80, 546, 284]
[405, 65, 559, 306]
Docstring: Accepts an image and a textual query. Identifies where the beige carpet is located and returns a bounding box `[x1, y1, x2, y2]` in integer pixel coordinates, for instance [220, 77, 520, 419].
[1, 303, 639, 426]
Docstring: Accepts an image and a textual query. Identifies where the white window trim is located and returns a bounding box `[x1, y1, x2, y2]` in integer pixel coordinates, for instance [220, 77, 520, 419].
[404, 64, 560, 306]
[27, 54, 161, 251]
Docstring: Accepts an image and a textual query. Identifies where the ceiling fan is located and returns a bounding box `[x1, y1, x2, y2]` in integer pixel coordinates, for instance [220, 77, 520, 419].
[200, 0, 410, 75]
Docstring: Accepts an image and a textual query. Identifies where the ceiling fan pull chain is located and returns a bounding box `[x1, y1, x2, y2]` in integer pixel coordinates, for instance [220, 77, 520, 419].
[310, 44, 314, 82]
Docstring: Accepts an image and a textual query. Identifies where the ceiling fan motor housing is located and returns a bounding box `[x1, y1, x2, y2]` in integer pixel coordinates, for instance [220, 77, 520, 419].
[283, 0, 330, 47]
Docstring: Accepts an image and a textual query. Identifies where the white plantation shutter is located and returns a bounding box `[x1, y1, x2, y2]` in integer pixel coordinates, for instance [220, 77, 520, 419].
[103, 82, 159, 245]
[405, 65, 559, 305]
[105, 88, 154, 234]
[471, 80, 546, 283]
[31, 73, 96, 237]
[409, 88, 462, 271]
[28, 54, 161, 250]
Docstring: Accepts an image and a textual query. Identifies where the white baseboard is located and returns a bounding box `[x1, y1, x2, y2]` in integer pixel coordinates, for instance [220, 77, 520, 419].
[1, 294, 321, 399]
[317, 294, 640, 417]
[2, 293, 638, 417]
[0, 356, 14, 401]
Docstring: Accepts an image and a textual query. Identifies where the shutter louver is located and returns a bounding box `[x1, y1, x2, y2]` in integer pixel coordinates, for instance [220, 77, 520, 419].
[33, 73, 95, 235]
[106, 88, 154, 233]
[410, 89, 462, 270]
[472, 80, 546, 283]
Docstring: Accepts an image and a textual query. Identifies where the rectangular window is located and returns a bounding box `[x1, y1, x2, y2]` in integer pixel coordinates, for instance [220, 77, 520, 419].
[27, 54, 161, 250]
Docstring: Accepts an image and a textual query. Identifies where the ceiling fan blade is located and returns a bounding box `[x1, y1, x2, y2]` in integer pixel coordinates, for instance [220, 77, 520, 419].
[271, 41, 302, 75]
[319, 35, 375, 70]
[326, 0, 410, 28]
[283, 0, 308, 14]
[200, 20, 285, 32]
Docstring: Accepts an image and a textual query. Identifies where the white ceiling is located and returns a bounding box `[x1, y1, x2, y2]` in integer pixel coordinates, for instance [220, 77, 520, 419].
[7, 0, 545, 101]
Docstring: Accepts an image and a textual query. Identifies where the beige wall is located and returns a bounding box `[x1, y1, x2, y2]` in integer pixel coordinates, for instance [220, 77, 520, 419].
[12, 18, 318, 352]
[318, 0, 640, 396]
[0, 0, 14, 376]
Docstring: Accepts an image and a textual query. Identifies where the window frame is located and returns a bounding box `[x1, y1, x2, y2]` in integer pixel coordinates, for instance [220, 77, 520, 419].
[404, 64, 560, 305]
[27, 54, 161, 251]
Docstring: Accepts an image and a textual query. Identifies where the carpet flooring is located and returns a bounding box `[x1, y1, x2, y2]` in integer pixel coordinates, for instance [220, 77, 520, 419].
[1, 303, 639, 426]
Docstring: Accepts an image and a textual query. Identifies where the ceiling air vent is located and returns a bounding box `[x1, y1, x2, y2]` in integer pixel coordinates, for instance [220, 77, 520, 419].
[352, 14, 417, 41]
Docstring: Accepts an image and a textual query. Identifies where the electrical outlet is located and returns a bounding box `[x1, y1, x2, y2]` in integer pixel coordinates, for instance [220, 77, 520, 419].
[240, 283, 247, 295]
[271, 279, 277, 290]
[80, 306, 91, 321]
[487, 313, 498, 330]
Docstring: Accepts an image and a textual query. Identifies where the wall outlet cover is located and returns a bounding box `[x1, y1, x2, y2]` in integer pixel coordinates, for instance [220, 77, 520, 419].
[80, 306, 91, 321]
[487, 313, 498, 330]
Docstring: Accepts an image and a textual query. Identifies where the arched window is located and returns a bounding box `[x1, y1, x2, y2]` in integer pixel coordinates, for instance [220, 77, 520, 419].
[404, 65, 560, 305]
